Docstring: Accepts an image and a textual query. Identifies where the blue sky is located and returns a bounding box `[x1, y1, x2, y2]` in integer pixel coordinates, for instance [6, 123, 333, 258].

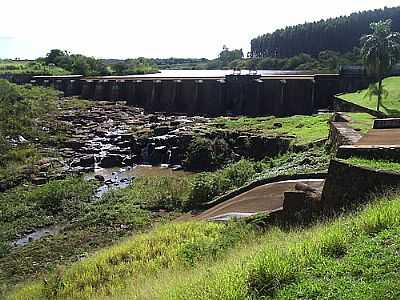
[1, 0, 399, 59]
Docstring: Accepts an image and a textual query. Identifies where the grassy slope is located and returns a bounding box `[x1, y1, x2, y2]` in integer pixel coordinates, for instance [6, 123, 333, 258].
[211, 114, 331, 145]
[6, 222, 252, 300]
[344, 157, 400, 173]
[7, 193, 400, 300]
[340, 76, 400, 117]
[346, 112, 375, 133]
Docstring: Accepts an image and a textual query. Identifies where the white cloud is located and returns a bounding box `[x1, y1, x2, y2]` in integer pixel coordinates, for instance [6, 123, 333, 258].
[0, 0, 399, 59]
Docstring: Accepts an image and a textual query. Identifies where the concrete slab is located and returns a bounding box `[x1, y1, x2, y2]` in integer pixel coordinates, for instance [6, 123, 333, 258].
[195, 179, 325, 221]
[355, 128, 400, 146]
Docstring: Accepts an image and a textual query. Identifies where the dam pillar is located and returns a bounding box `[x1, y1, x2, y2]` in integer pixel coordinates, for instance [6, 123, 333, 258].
[81, 80, 96, 99]
[109, 80, 120, 101]
[94, 80, 105, 101]
[148, 80, 162, 112]
[278, 79, 287, 116]
[192, 80, 204, 115]
[215, 79, 226, 116]
[171, 80, 181, 113]
[159, 80, 175, 112]
[314, 74, 340, 109]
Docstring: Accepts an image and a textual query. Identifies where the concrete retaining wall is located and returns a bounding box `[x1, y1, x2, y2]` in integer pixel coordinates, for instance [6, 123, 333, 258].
[321, 159, 400, 212]
[333, 96, 385, 118]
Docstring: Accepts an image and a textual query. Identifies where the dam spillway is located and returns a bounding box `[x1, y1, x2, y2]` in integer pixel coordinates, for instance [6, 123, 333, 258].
[30, 70, 370, 117]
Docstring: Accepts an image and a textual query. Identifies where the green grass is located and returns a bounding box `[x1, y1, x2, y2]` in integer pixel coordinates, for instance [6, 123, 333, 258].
[346, 112, 375, 133]
[339, 76, 400, 117]
[344, 157, 400, 173]
[7, 191, 400, 300]
[211, 114, 331, 145]
[6, 222, 252, 300]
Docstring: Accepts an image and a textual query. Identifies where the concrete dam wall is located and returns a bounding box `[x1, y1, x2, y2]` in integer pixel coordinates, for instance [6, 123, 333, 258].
[30, 72, 370, 117]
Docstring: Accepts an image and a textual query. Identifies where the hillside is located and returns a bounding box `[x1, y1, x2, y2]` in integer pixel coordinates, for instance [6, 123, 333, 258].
[251, 6, 400, 58]
[7, 191, 400, 300]
[339, 76, 400, 117]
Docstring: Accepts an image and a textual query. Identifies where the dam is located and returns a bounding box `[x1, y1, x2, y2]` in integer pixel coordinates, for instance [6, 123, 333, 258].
[30, 70, 370, 117]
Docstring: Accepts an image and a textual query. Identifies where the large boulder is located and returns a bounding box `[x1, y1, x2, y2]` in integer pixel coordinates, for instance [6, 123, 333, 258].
[99, 154, 125, 168]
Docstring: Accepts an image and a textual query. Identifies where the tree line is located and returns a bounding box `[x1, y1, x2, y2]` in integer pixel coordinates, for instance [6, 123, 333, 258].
[43, 50, 158, 76]
[251, 6, 400, 58]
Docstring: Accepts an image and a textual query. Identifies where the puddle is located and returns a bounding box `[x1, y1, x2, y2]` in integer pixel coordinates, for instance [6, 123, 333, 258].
[12, 225, 63, 247]
[85, 165, 193, 197]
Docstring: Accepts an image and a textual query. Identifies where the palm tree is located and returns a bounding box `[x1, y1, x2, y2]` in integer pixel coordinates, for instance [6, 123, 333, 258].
[360, 19, 400, 112]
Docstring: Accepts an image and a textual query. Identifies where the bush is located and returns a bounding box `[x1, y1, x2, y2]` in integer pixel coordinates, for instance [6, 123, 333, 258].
[186, 160, 268, 209]
[187, 173, 231, 208]
[183, 137, 233, 171]
[29, 177, 95, 214]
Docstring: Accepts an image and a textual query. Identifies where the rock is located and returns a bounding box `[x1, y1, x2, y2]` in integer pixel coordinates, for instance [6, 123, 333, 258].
[94, 175, 105, 182]
[171, 165, 183, 171]
[99, 154, 125, 168]
[123, 155, 138, 166]
[64, 139, 86, 150]
[105, 179, 115, 185]
[31, 177, 48, 185]
[71, 155, 95, 168]
[150, 146, 168, 165]
[295, 182, 317, 193]
[149, 115, 158, 123]
[300, 157, 312, 165]
[154, 126, 172, 136]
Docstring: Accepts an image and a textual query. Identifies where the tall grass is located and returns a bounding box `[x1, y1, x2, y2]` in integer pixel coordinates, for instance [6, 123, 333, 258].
[7, 222, 252, 300]
[158, 193, 400, 300]
[8, 192, 400, 300]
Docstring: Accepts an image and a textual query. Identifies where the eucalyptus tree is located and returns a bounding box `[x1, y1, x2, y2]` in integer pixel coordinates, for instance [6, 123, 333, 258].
[361, 19, 400, 111]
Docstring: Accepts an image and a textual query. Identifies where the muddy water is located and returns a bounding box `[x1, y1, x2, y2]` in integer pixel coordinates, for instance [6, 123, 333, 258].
[85, 165, 193, 197]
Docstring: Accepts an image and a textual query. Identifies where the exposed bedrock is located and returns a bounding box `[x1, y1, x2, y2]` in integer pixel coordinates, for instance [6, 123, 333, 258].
[51, 102, 293, 173]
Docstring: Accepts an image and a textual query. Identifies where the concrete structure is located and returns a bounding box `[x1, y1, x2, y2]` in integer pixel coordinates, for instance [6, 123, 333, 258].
[31, 71, 370, 117]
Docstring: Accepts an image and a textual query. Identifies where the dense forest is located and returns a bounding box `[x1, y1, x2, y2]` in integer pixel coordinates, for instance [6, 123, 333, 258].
[251, 6, 400, 58]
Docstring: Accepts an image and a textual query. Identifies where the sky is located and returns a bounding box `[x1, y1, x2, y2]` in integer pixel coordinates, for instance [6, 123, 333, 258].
[0, 0, 399, 60]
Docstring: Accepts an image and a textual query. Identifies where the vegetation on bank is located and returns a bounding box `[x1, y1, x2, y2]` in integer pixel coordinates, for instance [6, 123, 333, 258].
[6, 221, 252, 300]
[211, 114, 330, 145]
[0, 80, 63, 186]
[0, 60, 69, 76]
[7, 189, 400, 300]
[344, 157, 400, 173]
[340, 76, 400, 116]
[43, 49, 159, 76]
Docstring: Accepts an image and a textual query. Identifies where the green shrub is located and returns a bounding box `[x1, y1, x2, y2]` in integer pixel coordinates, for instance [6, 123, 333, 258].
[29, 177, 95, 214]
[183, 137, 233, 171]
[187, 173, 230, 208]
[186, 159, 268, 208]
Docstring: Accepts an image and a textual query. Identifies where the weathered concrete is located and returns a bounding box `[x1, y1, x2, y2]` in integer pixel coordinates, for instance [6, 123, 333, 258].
[31, 73, 371, 117]
[333, 96, 385, 118]
[337, 128, 400, 159]
[373, 118, 400, 129]
[321, 159, 400, 212]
